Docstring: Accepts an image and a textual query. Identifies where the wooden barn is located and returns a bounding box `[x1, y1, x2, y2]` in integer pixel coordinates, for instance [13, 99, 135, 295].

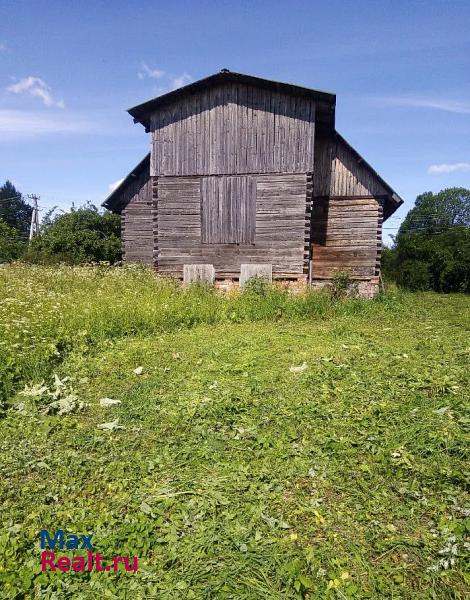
[103, 70, 402, 296]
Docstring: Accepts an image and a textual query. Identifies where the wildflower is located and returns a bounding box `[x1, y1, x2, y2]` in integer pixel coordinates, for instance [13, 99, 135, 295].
[289, 362, 308, 373]
[99, 398, 121, 406]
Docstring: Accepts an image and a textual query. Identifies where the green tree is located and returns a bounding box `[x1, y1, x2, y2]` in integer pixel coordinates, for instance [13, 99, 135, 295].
[0, 220, 27, 262]
[397, 187, 470, 238]
[25, 204, 121, 264]
[0, 180, 33, 235]
[386, 187, 470, 293]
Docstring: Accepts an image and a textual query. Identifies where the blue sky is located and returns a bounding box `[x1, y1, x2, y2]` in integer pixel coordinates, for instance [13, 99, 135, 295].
[1, 0, 469, 243]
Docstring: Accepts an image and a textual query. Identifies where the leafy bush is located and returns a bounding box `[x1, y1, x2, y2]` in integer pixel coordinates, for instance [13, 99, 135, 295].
[0, 220, 27, 263]
[241, 275, 272, 297]
[388, 227, 470, 293]
[380, 247, 396, 282]
[329, 271, 357, 299]
[24, 205, 121, 264]
[396, 259, 432, 291]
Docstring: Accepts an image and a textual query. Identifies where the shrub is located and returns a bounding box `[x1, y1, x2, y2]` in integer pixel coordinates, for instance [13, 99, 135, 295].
[396, 259, 432, 291]
[329, 271, 357, 299]
[241, 275, 271, 297]
[393, 227, 470, 293]
[24, 205, 121, 265]
[0, 220, 27, 263]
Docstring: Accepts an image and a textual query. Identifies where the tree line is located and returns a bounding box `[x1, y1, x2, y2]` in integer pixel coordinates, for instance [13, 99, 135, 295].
[382, 187, 469, 293]
[0, 180, 468, 293]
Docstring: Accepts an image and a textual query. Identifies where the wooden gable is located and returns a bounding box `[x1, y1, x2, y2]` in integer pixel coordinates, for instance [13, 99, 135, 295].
[148, 83, 316, 177]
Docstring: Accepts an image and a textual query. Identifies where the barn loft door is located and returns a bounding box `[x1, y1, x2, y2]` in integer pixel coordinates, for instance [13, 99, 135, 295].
[201, 175, 256, 244]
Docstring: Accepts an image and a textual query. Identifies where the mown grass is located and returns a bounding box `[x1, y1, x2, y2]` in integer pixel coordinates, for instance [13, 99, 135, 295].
[0, 264, 468, 599]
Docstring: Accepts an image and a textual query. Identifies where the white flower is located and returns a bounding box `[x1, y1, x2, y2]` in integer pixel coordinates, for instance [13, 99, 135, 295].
[289, 362, 308, 373]
[97, 419, 124, 431]
[99, 398, 121, 407]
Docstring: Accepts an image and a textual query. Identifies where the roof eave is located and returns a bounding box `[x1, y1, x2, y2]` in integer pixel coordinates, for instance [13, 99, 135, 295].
[102, 153, 150, 213]
[335, 132, 403, 220]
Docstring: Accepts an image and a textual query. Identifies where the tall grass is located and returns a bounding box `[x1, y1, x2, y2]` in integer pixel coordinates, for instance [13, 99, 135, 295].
[0, 263, 404, 404]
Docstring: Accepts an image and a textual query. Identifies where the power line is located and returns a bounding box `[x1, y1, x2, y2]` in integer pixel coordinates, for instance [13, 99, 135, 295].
[0, 195, 24, 203]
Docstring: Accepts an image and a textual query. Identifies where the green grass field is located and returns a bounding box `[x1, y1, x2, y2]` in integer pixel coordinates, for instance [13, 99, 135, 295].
[0, 264, 468, 599]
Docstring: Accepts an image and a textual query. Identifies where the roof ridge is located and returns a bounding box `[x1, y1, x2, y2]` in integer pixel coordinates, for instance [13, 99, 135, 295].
[127, 70, 336, 131]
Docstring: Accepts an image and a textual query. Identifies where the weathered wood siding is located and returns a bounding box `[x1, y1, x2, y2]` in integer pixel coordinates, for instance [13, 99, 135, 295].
[311, 197, 382, 279]
[201, 175, 256, 244]
[156, 173, 308, 276]
[314, 135, 388, 197]
[310, 134, 384, 280]
[150, 84, 316, 176]
[121, 173, 154, 264]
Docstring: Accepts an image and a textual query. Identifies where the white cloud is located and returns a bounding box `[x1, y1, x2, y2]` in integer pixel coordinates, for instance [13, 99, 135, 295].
[374, 96, 470, 114]
[138, 63, 193, 93]
[0, 109, 93, 140]
[170, 72, 193, 90]
[0, 43, 7, 52]
[138, 62, 165, 80]
[428, 162, 470, 174]
[7, 76, 65, 108]
[108, 178, 124, 192]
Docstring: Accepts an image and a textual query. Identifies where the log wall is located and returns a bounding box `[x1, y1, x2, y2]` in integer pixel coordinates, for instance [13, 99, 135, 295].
[155, 173, 308, 277]
[311, 196, 382, 279]
[121, 173, 154, 264]
[117, 87, 393, 291]
[310, 133, 384, 281]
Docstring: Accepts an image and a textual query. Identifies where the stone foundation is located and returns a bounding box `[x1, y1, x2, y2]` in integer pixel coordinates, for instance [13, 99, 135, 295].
[310, 277, 380, 299]
[215, 276, 308, 294]
[161, 271, 379, 298]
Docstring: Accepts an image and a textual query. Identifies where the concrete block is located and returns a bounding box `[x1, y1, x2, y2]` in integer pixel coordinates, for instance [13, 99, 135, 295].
[239, 263, 273, 288]
[183, 264, 215, 285]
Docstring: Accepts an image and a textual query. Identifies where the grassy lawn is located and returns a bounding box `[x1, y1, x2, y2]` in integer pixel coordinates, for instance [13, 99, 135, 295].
[0, 264, 468, 599]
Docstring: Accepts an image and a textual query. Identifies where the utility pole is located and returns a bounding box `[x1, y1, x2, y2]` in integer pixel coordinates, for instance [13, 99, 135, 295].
[28, 194, 40, 241]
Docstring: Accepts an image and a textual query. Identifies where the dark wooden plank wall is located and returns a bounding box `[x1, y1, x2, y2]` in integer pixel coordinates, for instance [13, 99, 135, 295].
[156, 173, 307, 276]
[150, 83, 316, 176]
[121, 173, 154, 264]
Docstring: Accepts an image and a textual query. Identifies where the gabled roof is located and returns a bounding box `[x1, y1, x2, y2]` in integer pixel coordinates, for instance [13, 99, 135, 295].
[335, 133, 403, 219]
[128, 69, 336, 131]
[102, 153, 150, 213]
